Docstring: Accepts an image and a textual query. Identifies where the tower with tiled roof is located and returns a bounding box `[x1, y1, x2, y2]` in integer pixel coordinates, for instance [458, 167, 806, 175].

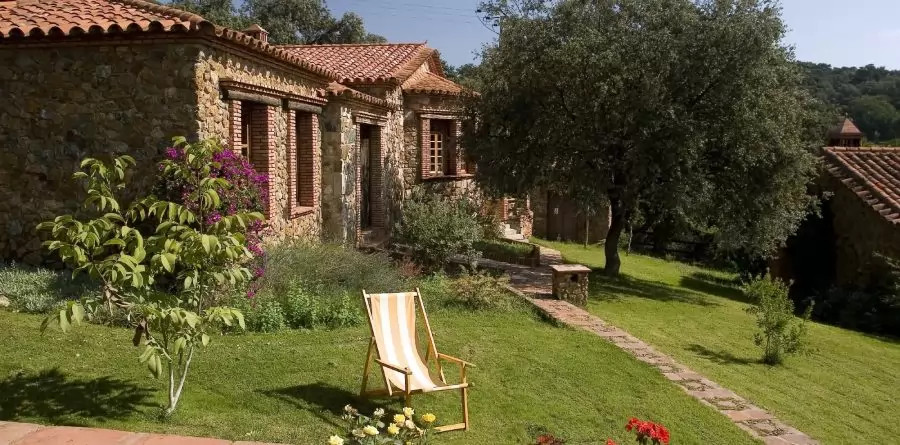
[827, 118, 863, 147]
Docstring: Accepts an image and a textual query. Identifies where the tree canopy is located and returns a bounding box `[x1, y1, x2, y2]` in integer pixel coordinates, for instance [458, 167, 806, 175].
[167, 0, 386, 44]
[800, 62, 900, 143]
[464, 0, 824, 275]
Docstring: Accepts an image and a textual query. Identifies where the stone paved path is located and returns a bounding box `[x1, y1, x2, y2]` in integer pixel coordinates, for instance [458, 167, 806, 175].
[0, 422, 286, 445]
[489, 245, 819, 445]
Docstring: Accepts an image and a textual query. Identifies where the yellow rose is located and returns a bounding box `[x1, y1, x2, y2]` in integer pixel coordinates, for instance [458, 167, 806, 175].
[387, 424, 400, 435]
[403, 407, 415, 417]
[422, 413, 436, 423]
[328, 436, 344, 445]
[362, 425, 379, 436]
[393, 414, 406, 424]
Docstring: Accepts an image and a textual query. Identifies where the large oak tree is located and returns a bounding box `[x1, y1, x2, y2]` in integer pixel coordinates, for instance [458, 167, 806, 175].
[464, 0, 823, 275]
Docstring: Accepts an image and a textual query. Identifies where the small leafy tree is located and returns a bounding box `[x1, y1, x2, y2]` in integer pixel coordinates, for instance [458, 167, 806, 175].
[38, 137, 262, 415]
[394, 189, 483, 270]
[744, 276, 812, 365]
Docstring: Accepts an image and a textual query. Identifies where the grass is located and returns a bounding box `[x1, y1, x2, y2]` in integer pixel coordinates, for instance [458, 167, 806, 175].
[0, 284, 757, 444]
[534, 239, 900, 445]
[475, 239, 536, 260]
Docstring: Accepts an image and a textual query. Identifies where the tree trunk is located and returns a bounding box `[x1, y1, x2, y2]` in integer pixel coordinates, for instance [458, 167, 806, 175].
[604, 197, 627, 276]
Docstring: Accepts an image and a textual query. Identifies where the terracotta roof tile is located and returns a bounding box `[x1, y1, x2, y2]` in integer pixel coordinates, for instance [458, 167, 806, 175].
[0, 0, 339, 80]
[278, 43, 438, 84]
[823, 146, 900, 224]
[322, 81, 392, 109]
[402, 71, 469, 96]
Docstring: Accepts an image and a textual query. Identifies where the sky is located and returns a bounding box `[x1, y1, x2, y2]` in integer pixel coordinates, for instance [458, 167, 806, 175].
[320, 0, 900, 69]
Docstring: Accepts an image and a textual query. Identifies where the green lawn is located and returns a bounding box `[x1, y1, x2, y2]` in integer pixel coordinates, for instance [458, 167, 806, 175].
[534, 239, 900, 445]
[0, 301, 757, 444]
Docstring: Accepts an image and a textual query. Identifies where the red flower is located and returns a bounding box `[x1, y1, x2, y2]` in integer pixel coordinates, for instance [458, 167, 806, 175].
[625, 417, 639, 431]
[624, 417, 669, 445]
[606, 440, 617, 445]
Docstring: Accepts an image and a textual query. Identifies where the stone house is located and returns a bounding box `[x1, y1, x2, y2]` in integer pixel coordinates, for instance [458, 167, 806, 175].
[530, 190, 610, 244]
[277, 42, 479, 245]
[0, 0, 492, 263]
[772, 119, 900, 289]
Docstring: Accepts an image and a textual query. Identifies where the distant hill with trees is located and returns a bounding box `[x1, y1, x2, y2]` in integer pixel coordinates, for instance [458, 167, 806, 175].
[800, 62, 900, 144]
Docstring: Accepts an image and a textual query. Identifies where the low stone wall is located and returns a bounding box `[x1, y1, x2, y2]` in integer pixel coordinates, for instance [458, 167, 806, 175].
[0, 40, 200, 263]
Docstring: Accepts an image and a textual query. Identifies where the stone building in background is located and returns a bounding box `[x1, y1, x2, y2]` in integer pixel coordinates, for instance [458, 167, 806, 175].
[0, 0, 515, 263]
[771, 118, 900, 290]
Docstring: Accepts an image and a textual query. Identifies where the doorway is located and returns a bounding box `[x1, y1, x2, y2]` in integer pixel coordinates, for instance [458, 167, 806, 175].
[360, 124, 374, 230]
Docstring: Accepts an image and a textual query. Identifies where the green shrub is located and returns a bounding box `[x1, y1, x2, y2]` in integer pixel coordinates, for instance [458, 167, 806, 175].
[414, 270, 523, 312]
[246, 300, 285, 333]
[261, 243, 406, 298]
[475, 239, 537, 264]
[811, 254, 900, 337]
[744, 276, 812, 365]
[0, 264, 96, 313]
[280, 284, 365, 330]
[395, 189, 483, 270]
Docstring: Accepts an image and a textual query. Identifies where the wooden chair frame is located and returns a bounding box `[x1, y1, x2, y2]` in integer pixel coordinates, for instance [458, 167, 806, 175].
[361, 288, 474, 432]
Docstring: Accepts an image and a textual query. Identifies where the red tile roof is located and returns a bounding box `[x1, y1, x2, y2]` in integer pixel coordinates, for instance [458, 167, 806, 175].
[402, 71, 468, 96]
[0, 0, 339, 80]
[823, 146, 900, 223]
[278, 43, 441, 84]
[323, 82, 392, 109]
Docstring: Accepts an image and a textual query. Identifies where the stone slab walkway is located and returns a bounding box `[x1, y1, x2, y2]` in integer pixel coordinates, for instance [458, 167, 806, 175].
[0, 422, 286, 445]
[490, 245, 819, 445]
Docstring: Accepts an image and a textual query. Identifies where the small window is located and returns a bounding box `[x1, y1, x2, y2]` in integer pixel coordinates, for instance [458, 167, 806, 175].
[239, 101, 253, 158]
[295, 112, 316, 208]
[429, 132, 444, 175]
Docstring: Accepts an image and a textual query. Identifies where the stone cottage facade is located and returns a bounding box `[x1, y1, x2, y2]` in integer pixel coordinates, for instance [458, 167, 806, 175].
[277, 43, 482, 245]
[0, 0, 495, 262]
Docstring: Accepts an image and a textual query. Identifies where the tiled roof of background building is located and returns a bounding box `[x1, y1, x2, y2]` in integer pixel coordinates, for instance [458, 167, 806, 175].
[0, 0, 340, 80]
[403, 71, 466, 95]
[279, 43, 441, 84]
[823, 146, 900, 223]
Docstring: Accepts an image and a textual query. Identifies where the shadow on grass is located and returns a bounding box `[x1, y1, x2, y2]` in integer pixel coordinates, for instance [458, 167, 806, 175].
[589, 271, 719, 307]
[680, 272, 752, 304]
[261, 383, 393, 427]
[687, 344, 757, 366]
[0, 368, 154, 423]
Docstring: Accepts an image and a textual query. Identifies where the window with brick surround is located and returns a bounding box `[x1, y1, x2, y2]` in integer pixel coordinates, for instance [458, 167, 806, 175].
[294, 112, 317, 209]
[426, 119, 454, 176]
[238, 101, 253, 158]
[230, 99, 275, 217]
[429, 132, 444, 175]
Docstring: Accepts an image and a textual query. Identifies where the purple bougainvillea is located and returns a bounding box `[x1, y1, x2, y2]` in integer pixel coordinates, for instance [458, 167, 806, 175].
[154, 144, 268, 299]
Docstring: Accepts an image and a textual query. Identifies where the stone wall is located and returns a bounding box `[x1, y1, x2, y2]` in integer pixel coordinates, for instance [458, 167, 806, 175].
[0, 40, 200, 263]
[193, 45, 326, 244]
[401, 93, 474, 197]
[320, 102, 358, 244]
[826, 174, 900, 286]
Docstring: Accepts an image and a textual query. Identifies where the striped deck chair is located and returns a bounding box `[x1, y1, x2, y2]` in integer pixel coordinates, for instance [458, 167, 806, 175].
[361, 289, 474, 432]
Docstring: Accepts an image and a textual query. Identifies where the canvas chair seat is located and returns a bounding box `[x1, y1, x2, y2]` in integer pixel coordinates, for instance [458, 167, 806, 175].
[361, 289, 474, 432]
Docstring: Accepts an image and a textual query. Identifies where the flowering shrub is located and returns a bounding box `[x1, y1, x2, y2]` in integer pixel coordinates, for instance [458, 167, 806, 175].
[329, 405, 435, 445]
[618, 418, 670, 445]
[155, 140, 268, 299]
